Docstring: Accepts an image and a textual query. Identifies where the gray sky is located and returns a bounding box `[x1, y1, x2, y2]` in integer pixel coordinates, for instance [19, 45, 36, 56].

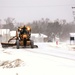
[0, 0, 75, 23]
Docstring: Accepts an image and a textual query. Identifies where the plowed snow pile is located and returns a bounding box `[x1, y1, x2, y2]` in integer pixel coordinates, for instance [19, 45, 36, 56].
[0, 59, 24, 68]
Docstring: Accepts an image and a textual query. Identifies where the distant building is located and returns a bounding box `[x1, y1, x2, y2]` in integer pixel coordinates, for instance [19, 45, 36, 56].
[10, 31, 16, 37]
[0, 29, 10, 35]
[70, 33, 75, 44]
[0, 29, 10, 42]
[31, 33, 48, 42]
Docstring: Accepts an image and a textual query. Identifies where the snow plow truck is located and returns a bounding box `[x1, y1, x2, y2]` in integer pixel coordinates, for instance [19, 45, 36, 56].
[1, 25, 38, 49]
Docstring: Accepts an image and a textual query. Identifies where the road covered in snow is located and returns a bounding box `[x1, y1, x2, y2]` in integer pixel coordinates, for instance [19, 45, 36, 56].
[0, 42, 75, 75]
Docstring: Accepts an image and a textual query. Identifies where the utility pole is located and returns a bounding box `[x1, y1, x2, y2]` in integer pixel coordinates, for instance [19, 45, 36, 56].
[72, 6, 75, 23]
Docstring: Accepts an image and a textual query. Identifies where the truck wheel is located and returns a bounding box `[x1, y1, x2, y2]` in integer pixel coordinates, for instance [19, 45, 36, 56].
[16, 39, 19, 49]
[31, 40, 34, 48]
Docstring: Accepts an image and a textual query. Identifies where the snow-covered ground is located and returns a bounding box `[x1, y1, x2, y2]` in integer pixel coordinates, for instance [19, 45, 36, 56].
[0, 42, 75, 75]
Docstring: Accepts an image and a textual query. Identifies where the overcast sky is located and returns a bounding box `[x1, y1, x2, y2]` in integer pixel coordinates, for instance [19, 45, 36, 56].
[0, 0, 75, 23]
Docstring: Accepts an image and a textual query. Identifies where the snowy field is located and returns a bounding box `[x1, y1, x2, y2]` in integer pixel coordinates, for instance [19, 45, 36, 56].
[0, 42, 75, 75]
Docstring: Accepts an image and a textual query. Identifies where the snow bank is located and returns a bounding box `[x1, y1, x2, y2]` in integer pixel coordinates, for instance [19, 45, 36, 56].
[0, 43, 75, 75]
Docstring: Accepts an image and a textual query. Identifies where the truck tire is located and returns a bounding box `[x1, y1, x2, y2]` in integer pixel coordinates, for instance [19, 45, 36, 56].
[16, 39, 19, 49]
[30, 40, 34, 48]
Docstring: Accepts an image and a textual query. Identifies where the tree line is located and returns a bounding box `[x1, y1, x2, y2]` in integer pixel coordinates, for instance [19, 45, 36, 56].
[0, 17, 75, 41]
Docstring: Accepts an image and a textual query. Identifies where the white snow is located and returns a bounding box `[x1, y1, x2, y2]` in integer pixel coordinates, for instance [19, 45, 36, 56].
[0, 42, 75, 75]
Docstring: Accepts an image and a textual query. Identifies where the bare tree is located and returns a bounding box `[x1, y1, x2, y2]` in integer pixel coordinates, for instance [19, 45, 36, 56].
[3, 17, 15, 30]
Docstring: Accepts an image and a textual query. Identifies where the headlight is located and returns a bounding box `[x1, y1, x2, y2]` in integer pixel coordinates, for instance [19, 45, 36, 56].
[19, 28, 21, 31]
[26, 26, 31, 31]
